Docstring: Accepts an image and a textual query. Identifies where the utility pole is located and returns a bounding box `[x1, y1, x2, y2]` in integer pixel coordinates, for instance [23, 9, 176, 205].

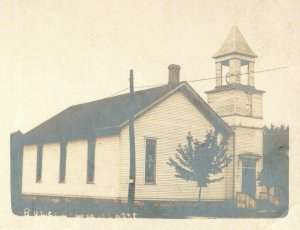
[128, 69, 136, 215]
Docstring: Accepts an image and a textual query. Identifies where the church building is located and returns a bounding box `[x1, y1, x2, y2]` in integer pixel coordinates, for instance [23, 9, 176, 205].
[10, 26, 266, 213]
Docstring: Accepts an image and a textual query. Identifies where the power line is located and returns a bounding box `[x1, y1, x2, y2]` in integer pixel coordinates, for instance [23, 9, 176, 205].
[188, 66, 288, 83]
[249, 66, 288, 75]
[105, 66, 288, 97]
[135, 66, 288, 89]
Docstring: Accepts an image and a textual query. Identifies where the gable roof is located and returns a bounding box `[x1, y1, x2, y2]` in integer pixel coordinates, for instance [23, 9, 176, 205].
[213, 26, 257, 58]
[23, 82, 232, 144]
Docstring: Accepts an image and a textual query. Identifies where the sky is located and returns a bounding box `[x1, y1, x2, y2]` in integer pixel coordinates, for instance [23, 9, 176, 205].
[1, 0, 300, 229]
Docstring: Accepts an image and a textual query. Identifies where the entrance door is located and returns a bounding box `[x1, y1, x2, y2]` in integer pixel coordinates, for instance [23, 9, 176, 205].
[241, 159, 256, 198]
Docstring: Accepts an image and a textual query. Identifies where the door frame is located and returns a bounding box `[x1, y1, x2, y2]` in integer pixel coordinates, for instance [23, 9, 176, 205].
[239, 153, 261, 199]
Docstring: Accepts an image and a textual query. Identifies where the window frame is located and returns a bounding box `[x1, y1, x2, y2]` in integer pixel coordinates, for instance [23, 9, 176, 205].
[144, 137, 157, 185]
[59, 142, 67, 183]
[36, 144, 43, 183]
[86, 138, 96, 184]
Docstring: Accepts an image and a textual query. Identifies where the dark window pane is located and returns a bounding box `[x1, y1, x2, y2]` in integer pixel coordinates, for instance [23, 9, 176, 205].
[36, 144, 43, 182]
[145, 139, 156, 183]
[59, 142, 67, 183]
[87, 139, 96, 183]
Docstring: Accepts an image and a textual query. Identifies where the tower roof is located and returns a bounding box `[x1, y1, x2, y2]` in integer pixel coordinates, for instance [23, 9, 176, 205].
[213, 26, 257, 58]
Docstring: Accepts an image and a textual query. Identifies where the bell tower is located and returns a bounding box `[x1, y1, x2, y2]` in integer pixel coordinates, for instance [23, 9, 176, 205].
[206, 26, 265, 125]
[213, 26, 257, 87]
[206, 26, 265, 199]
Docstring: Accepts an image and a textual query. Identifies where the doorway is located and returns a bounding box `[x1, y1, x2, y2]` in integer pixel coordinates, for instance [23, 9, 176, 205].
[241, 159, 256, 198]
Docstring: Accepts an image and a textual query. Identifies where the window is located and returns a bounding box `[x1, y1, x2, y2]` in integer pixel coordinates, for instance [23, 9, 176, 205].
[87, 139, 96, 183]
[59, 142, 67, 183]
[36, 144, 43, 183]
[145, 139, 157, 184]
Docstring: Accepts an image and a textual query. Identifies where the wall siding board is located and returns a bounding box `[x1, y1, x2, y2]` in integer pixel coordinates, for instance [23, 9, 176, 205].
[65, 140, 88, 195]
[208, 90, 262, 118]
[235, 91, 251, 116]
[22, 137, 120, 199]
[207, 91, 235, 116]
[22, 145, 38, 194]
[42, 143, 61, 194]
[252, 94, 263, 118]
[120, 91, 234, 201]
[233, 127, 263, 199]
[93, 136, 120, 198]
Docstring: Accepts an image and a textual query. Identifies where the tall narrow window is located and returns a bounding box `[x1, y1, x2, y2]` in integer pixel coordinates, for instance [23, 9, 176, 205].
[59, 142, 67, 183]
[87, 138, 96, 183]
[36, 144, 43, 183]
[145, 139, 157, 184]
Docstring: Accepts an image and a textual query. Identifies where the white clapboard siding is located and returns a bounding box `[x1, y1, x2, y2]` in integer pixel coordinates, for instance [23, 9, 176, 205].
[120, 91, 234, 201]
[22, 145, 38, 194]
[234, 91, 251, 116]
[22, 137, 120, 199]
[64, 140, 88, 196]
[207, 91, 234, 116]
[22, 143, 62, 195]
[208, 90, 262, 118]
[252, 93, 263, 118]
[225, 136, 234, 199]
[235, 127, 263, 156]
[93, 136, 120, 198]
[233, 127, 263, 198]
[39, 143, 61, 194]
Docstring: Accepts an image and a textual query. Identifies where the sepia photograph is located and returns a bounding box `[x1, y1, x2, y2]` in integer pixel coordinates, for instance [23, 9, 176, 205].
[1, 0, 300, 229]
